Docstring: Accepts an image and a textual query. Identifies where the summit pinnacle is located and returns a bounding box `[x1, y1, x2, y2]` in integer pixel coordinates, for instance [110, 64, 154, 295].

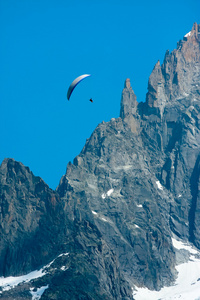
[120, 78, 138, 119]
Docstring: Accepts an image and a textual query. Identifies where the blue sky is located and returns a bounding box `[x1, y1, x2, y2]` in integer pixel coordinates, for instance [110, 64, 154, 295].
[0, 0, 199, 189]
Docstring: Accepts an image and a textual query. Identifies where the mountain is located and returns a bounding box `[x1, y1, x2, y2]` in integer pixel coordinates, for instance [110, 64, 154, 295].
[0, 23, 200, 299]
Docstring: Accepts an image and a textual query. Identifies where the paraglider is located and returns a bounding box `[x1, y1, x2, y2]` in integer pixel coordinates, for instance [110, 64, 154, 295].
[67, 74, 91, 100]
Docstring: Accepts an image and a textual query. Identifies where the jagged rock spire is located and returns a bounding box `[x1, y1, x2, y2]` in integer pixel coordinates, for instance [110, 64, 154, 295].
[183, 22, 200, 42]
[120, 78, 138, 119]
[124, 78, 131, 88]
[145, 22, 200, 117]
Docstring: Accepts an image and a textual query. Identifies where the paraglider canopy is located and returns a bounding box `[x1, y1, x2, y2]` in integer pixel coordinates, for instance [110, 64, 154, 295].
[67, 74, 91, 100]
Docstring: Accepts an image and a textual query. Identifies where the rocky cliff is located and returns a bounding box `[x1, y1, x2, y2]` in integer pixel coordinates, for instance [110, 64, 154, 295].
[0, 23, 200, 299]
[0, 158, 67, 276]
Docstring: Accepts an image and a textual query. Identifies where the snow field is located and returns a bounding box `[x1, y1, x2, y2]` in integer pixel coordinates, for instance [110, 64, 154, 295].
[30, 285, 49, 300]
[0, 252, 69, 294]
[133, 239, 200, 300]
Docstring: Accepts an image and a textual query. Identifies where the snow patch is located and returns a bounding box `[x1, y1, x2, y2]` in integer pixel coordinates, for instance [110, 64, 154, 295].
[156, 180, 163, 190]
[0, 252, 69, 292]
[184, 31, 191, 37]
[101, 188, 114, 199]
[107, 188, 114, 196]
[60, 266, 68, 271]
[172, 238, 198, 254]
[30, 285, 49, 300]
[44, 252, 69, 269]
[57, 252, 69, 258]
[133, 239, 200, 300]
[133, 257, 200, 300]
[0, 269, 46, 292]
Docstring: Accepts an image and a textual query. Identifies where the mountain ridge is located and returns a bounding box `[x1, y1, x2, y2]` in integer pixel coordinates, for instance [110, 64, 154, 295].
[0, 22, 200, 299]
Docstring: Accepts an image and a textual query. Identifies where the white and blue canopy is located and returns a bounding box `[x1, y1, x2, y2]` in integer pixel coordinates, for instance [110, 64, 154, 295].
[67, 74, 91, 100]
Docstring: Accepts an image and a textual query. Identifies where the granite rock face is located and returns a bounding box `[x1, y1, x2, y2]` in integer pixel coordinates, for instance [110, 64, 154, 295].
[0, 159, 131, 299]
[0, 23, 200, 299]
[145, 23, 200, 117]
[57, 117, 177, 291]
[0, 158, 67, 276]
[141, 22, 200, 248]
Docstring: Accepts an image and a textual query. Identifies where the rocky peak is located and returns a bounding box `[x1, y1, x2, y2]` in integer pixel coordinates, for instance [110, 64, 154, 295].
[0, 158, 66, 277]
[0, 158, 35, 188]
[145, 60, 166, 114]
[145, 23, 200, 117]
[124, 78, 131, 88]
[120, 78, 138, 119]
[119, 78, 139, 134]
[183, 22, 200, 43]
